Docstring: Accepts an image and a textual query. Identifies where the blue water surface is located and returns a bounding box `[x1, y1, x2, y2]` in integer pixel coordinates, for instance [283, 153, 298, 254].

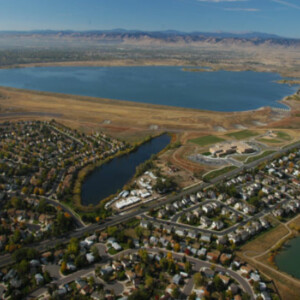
[0, 66, 296, 111]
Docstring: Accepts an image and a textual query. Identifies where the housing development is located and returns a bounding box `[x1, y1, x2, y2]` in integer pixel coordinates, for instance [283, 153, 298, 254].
[0, 119, 299, 299]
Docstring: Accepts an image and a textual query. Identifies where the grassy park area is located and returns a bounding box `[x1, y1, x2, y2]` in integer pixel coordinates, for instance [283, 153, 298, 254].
[203, 166, 237, 182]
[190, 135, 225, 147]
[226, 130, 258, 140]
[246, 150, 275, 163]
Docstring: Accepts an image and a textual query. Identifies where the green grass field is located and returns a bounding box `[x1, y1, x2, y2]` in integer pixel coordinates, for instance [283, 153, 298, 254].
[258, 132, 291, 144]
[283, 140, 300, 149]
[246, 150, 275, 163]
[226, 130, 259, 140]
[203, 166, 237, 182]
[258, 138, 282, 144]
[190, 135, 225, 147]
[276, 131, 292, 141]
[201, 152, 212, 156]
[233, 155, 248, 162]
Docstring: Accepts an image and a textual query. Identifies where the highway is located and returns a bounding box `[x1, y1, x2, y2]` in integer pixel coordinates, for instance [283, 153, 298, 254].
[0, 141, 299, 270]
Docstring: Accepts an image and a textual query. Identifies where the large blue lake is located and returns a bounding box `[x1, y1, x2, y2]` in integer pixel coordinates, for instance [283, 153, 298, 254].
[0, 66, 297, 111]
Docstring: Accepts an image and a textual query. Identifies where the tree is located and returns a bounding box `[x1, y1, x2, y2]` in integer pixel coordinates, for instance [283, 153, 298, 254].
[21, 187, 28, 195]
[159, 258, 168, 270]
[88, 276, 95, 287]
[135, 226, 143, 238]
[12, 248, 39, 263]
[11, 197, 22, 209]
[128, 289, 148, 300]
[107, 226, 118, 237]
[249, 196, 260, 208]
[60, 261, 67, 274]
[127, 238, 134, 249]
[167, 260, 176, 274]
[67, 238, 79, 255]
[167, 252, 173, 260]
[12, 230, 21, 243]
[193, 273, 204, 287]
[174, 243, 180, 252]
[258, 190, 265, 198]
[145, 275, 154, 288]
[17, 259, 29, 274]
[171, 287, 180, 299]
[185, 261, 192, 274]
[37, 199, 49, 213]
[91, 245, 100, 260]
[117, 270, 126, 281]
[43, 270, 51, 283]
[213, 276, 225, 292]
[75, 254, 87, 268]
[47, 283, 58, 296]
[47, 285, 54, 296]
[242, 293, 251, 300]
[159, 272, 165, 282]
[138, 249, 148, 263]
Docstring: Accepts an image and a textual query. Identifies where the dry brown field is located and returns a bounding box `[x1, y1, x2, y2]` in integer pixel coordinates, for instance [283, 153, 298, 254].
[0, 87, 299, 140]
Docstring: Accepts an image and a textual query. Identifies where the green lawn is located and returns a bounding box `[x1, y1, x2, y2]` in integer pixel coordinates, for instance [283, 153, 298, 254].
[245, 150, 275, 163]
[226, 130, 259, 140]
[233, 155, 248, 162]
[190, 135, 225, 147]
[283, 140, 300, 149]
[201, 152, 212, 156]
[276, 131, 292, 141]
[108, 247, 119, 255]
[258, 138, 282, 144]
[203, 166, 237, 182]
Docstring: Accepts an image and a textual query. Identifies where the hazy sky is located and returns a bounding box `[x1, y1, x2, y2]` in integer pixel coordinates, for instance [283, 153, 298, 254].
[0, 0, 299, 38]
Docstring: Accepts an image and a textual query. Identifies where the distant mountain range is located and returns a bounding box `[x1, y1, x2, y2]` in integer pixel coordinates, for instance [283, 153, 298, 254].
[0, 29, 299, 47]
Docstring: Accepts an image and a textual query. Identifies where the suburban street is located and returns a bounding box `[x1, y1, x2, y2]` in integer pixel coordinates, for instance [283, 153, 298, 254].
[27, 244, 255, 300]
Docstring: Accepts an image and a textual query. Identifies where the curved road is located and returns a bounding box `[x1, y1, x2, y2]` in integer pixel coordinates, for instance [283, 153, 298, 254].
[28, 244, 255, 299]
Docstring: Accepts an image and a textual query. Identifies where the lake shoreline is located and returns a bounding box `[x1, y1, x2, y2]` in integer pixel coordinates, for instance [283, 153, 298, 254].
[74, 133, 171, 210]
[1, 60, 300, 79]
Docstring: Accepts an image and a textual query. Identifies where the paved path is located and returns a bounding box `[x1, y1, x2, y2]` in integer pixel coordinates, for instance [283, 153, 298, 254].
[39, 195, 86, 228]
